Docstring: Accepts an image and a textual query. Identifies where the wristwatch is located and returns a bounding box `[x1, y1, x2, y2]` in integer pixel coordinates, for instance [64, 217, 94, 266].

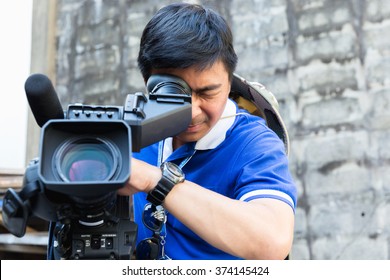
[147, 162, 185, 205]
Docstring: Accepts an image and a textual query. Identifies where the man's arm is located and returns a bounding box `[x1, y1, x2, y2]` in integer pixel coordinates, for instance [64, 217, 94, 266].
[118, 158, 295, 260]
[164, 180, 294, 260]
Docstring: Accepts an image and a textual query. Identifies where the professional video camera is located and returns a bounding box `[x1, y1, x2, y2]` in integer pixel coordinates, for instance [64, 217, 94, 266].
[1, 73, 192, 259]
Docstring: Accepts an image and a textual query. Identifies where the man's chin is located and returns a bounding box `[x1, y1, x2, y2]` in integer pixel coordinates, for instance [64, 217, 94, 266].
[175, 131, 204, 144]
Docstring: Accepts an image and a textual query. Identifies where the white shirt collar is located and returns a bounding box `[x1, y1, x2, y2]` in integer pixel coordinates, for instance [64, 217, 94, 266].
[161, 99, 237, 162]
[194, 98, 237, 150]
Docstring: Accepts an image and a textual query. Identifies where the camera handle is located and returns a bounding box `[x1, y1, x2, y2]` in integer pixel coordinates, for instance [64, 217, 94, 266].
[2, 160, 41, 237]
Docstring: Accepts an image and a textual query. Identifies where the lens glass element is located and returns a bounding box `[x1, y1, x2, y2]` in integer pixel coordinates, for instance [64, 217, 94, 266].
[55, 138, 119, 182]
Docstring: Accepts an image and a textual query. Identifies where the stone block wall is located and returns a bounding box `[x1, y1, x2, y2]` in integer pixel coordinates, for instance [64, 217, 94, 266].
[54, 0, 390, 259]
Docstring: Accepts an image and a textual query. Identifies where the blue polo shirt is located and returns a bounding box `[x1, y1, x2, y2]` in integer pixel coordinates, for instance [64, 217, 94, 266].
[133, 99, 297, 259]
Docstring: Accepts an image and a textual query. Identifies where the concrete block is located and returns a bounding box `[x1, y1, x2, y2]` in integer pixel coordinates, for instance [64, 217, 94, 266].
[311, 235, 388, 259]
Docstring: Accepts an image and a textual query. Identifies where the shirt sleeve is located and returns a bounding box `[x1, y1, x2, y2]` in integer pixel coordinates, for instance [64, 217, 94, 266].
[232, 121, 297, 211]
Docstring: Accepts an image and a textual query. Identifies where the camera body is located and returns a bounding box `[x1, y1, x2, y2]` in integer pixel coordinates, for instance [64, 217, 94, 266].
[1, 74, 192, 259]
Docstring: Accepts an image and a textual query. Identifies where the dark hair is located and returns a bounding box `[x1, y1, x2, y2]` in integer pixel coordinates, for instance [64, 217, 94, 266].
[137, 2, 238, 81]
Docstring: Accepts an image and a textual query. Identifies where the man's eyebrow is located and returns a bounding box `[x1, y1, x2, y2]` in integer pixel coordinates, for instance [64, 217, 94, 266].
[192, 83, 222, 94]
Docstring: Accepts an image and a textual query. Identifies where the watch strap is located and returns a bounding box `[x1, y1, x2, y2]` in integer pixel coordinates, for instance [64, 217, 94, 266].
[146, 176, 174, 205]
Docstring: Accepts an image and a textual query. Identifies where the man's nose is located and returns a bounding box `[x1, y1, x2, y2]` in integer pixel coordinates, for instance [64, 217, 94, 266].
[191, 94, 202, 118]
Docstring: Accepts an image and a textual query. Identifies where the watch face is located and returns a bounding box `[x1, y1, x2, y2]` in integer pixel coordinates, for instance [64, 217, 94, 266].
[163, 162, 185, 183]
[166, 162, 183, 176]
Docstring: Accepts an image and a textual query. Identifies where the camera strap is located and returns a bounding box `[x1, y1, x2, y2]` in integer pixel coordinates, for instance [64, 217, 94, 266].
[157, 139, 196, 168]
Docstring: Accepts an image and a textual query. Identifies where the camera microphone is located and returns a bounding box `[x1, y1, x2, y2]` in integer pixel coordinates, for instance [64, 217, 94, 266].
[25, 73, 64, 127]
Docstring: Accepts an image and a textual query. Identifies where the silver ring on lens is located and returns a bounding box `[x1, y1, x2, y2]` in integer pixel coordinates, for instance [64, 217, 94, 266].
[53, 136, 122, 182]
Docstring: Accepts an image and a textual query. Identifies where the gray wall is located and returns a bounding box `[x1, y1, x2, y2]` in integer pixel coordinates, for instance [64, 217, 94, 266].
[51, 0, 390, 259]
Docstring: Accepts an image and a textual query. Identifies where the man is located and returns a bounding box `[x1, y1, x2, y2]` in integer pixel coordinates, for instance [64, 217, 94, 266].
[118, 2, 297, 260]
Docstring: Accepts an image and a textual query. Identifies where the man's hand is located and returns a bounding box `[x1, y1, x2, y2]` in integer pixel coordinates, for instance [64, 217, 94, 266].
[117, 158, 162, 196]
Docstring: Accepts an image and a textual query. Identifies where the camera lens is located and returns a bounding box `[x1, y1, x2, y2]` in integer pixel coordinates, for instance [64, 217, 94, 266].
[54, 137, 121, 182]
